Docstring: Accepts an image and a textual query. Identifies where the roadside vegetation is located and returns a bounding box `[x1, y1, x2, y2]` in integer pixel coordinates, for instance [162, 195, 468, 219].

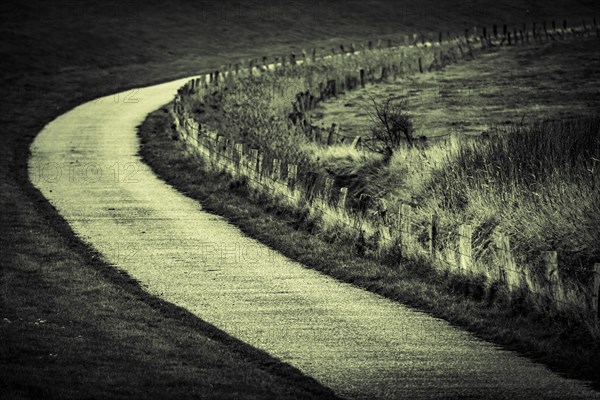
[183, 36, 600, 307]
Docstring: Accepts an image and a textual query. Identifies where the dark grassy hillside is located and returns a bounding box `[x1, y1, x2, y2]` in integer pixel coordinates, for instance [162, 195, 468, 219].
[2, 0, 599, 76]
[1, 0, 599, 398]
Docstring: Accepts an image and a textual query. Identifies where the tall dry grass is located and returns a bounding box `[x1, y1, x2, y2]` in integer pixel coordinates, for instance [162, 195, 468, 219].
[415, 118, 600, 285]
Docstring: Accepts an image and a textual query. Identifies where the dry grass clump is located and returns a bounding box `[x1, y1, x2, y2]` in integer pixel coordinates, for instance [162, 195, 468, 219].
[415, 117, 600, 285]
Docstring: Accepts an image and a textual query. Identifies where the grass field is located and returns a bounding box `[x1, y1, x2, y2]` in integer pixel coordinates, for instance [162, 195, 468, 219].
[311, 38, 600, 139]
[3, 0, 600, 397]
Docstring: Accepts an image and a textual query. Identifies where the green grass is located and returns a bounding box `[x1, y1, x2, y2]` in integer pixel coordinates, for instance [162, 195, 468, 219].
[3, 0, 600, 397]
[139, 106, 600, 390]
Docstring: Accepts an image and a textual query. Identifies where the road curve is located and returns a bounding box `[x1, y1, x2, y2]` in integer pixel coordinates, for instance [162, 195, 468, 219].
[28, 77, 600, 400]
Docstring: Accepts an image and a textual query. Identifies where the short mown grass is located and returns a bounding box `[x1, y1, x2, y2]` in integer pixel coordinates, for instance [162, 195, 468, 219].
[139, 106, 600, 390]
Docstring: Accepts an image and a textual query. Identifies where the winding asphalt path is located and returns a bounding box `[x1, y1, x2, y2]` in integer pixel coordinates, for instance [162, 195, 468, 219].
[28, 77, 600, 399]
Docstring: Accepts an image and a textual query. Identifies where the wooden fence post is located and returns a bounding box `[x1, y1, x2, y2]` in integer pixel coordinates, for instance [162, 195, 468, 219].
[271, 159, 281, 181]
[256, 151, 264, 181]
[205, 129, 215, 162]
[458, 224, 473, 273]
[249, 149, 259, 181]
[234, 143, 244, 176]
[592, 263, 600, 322]
[313, 125, 322, 143]
[399, 204, 412, 256]
[360, 69, 365, 88]
[323, 177, 334, 207]
[494, 232, 507, 284]
[327, 123, 338, 145]
[338, 187, 348, 211]
[418, 58, 423, 73]
[494, 232, 518, 290]
[215, 135, 224, 166]
[429, 213, 439, 259]
[357, 193, 370, 220]
[222, 138, 231, 171]
[287, 163, 297, 190]
[541, 250, 558, 286]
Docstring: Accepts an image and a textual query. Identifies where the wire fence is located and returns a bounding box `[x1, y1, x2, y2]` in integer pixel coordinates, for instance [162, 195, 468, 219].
[170, 19, 600, 321]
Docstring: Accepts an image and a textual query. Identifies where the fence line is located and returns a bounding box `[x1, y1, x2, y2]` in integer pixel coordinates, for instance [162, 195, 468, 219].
[179, 20, 597, 147]
[170, 19, 600, 321]
[173, 110, 600, 319]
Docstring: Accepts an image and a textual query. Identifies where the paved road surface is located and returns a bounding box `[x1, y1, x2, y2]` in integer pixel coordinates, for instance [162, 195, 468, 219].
[28, 77, 600, 399]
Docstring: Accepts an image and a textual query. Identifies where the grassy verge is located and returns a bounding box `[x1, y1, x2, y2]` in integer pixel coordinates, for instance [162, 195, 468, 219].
[139, 105, 600, 390]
